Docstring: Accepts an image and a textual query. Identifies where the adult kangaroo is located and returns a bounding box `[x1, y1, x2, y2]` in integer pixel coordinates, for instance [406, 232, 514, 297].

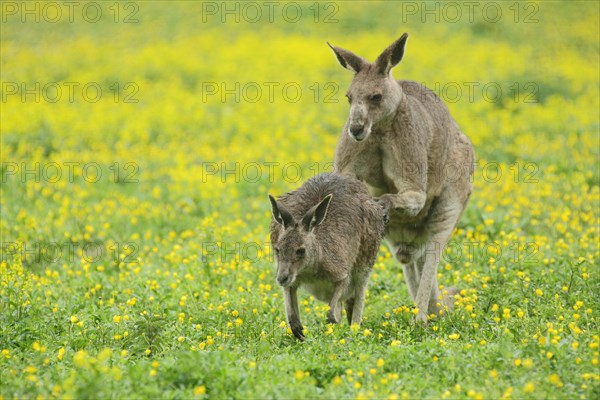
[328, 33, 474, 322]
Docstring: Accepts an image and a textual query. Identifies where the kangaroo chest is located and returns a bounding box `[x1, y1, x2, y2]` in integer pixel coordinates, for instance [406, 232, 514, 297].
[335, 131, 436, 228]
[336, 140, 390, 195]
[299, 274, 354, 303]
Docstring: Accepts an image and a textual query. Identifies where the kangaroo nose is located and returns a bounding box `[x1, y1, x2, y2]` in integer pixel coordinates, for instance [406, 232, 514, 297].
[350, 125, 364, 136]
[277, 274, 291, 286]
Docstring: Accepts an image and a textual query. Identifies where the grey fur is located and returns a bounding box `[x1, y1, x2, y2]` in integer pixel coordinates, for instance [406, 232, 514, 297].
[329, 34, 475, 322]
[269, 173, 385, 340]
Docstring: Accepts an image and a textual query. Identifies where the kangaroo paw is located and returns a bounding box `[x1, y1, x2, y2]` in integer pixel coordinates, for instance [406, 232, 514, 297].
[290, 322, 305, 341]
[326, 311, 339, 324]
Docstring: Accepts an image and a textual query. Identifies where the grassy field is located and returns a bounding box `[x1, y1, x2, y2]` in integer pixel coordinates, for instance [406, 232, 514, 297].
[1, 1, 599, 398]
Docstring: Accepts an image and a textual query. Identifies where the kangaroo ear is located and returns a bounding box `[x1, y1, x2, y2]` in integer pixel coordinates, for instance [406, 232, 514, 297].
[269, 195, 294, 229]
[375, 33, 408, 75]
[302, 194, 333, 232]
[327, 42, 367, 74]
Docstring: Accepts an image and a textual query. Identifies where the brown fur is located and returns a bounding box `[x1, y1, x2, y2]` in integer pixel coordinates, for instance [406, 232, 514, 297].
[269, 173, 385, 340]
[329, 34, 474, 322]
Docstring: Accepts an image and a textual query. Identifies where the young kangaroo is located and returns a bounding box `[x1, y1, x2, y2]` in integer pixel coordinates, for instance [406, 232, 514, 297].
[269, 173, 385, 341]
[328, 33, 474, 322]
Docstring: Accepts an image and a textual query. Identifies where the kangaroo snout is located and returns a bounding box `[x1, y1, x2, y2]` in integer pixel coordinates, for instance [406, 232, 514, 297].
[349, 124, 365, 137]
[276, 271, 294, 287]
[348, 104, 370, 141]
[349, 122, 371, 141]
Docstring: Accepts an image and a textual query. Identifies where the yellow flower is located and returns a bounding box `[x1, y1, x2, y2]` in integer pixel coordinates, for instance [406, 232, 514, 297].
[501, 387, 513, 399]
[524, 382, 535, 393]
[73, 351, 89, 368]
[70, 315, 78, 323]
[332, 376, 342, 385]
[549, 374, 563, 387]
[98, 348, 112, 363]
[193, 385, 206, 395]
[538, 336, 546, 345]
[24, 365, 37, 374]
[377, 358, 385, 367]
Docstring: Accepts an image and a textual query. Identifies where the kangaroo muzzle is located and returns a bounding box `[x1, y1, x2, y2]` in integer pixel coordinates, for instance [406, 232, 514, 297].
[350, 124, 365, 137]
[276, 268, 296, 287]
[348, 122, 371, 141]
[348, 105, 370, 141]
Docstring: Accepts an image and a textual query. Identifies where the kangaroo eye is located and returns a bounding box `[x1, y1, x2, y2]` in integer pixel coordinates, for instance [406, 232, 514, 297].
[370, 94, 382, 102]
[274, 247, 280, 254]
[346, 94, 352, 103]
[296, 248, 306, 258]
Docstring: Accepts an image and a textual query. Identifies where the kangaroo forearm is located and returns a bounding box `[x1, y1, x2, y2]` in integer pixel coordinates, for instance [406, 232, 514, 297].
[381, 190, 426, 216]
[327, 278, 349, 324]
[284, 287, 300, 324]
[284, 287, 305, 340]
